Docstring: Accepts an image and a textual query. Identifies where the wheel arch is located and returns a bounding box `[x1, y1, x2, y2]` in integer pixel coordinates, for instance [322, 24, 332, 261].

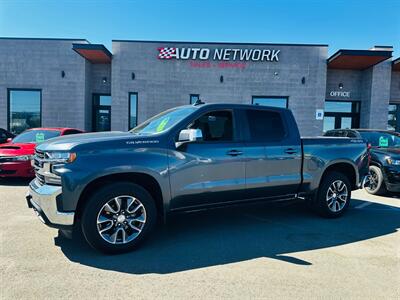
[319, 161, 358, 190]
[75, 172, 165, 223]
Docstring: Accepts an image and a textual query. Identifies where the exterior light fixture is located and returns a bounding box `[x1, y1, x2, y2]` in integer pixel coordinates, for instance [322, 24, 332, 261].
[339, 83, 343, 89]
[131, 72, 135, 80]
[61, 71, 65, 78]
[102, 77, 107, 84]
[301, 77, 306, 84]
[220, 75, 224, 83]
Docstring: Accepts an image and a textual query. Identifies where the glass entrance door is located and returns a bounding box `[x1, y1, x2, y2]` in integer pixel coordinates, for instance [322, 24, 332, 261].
[323, 101, 360, 132]
[93, 94, 111, 131]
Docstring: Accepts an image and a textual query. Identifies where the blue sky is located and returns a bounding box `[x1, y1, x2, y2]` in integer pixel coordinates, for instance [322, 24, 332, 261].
[0, 0, 399, 57]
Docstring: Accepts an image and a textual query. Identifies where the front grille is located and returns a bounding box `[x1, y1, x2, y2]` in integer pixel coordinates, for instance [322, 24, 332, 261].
[0, 157, 14, 163]
[0, 169, 16, 175]
[35, 150, 45, 160]
[35, 172, 45, 185]
[33, 150, 46, 185]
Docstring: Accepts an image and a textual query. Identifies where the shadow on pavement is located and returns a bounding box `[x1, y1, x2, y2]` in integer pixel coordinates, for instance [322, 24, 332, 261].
[0, 177, 31, 186]
[56, 198, 400, 274]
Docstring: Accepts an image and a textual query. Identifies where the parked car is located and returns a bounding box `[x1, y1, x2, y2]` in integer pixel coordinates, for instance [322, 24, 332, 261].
[324, 129, 400, 195]
[27, 103, 369, 253]
[0, 127, 83, 178]
[0, 128, 15, 144]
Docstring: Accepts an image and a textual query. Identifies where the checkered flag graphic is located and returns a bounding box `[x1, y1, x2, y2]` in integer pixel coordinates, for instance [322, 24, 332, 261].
[158, 47, 176, 59]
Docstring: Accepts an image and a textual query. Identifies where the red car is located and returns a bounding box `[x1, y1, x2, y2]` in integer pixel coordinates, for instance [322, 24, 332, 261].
[0, 127, 83, 178]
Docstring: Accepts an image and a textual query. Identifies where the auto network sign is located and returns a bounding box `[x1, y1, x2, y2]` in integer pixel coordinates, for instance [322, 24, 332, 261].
[157, 47, 280, 62]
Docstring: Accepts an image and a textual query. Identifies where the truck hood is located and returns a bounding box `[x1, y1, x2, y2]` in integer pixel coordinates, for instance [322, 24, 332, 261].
[371, 147, 400, 157]
[36, 131, 150, 151]
[0, 143, 36, 156]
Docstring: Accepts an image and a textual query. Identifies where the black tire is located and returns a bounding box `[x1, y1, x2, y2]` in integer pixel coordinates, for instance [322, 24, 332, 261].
[365, 165, 387, 195]
[311, 171, 351, 218]
[81, 182, 157, 254]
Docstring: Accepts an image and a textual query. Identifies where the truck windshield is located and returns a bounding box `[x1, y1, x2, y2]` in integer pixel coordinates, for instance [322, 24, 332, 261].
[12, 130, 61, 144]
[359, 131, 400, 148]
[130, 106, 196, 135]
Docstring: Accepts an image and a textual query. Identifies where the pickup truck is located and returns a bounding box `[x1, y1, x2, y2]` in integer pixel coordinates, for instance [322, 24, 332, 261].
[26, 103, 369, 253]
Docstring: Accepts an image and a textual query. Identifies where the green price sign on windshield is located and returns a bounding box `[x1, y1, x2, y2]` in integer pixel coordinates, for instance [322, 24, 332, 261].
[35, 133, 45, 143]
[379, 136, 389, 147]
[156, 117, 170, 132]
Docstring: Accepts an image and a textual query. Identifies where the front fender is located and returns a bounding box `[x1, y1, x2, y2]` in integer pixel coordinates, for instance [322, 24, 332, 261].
[59, 147, 170, 212]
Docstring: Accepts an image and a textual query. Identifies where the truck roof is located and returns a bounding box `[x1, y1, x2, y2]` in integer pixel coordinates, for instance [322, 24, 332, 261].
[189, 102, 290, 112]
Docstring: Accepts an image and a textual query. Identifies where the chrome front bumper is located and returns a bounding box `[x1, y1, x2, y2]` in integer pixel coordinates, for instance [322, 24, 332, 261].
[27, 179, 75, 227]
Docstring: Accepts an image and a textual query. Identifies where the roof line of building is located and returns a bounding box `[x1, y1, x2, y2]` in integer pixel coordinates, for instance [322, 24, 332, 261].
[327, 49, 393, 63]
[112, 39, 329, 47]
[0, 37, 90, 43]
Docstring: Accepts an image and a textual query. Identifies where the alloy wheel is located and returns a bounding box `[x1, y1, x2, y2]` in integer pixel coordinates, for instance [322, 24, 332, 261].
[365, 170, 379, 192]
[96, 195, 146, 244]
[326, 180, 348, 212]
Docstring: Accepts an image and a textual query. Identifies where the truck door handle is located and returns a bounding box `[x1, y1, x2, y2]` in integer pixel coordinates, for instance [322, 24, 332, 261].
[227, 149, 243, 156]
[284, 148, 297, 155]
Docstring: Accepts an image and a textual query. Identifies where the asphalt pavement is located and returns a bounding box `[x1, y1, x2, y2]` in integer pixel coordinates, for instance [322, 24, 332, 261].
[1, 178, 399, 299]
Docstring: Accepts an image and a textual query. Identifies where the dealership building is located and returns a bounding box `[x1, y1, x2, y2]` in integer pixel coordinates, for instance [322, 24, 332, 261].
[0, 37, 399, 136]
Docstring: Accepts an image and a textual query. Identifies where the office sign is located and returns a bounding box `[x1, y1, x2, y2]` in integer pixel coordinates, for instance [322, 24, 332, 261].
[329, 91, 350, 98]
[158, 47, 280, 62]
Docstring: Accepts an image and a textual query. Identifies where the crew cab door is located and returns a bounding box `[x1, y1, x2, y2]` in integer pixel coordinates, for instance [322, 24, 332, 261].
[168, 109, 246, 210]
[241, 108, 302, 199]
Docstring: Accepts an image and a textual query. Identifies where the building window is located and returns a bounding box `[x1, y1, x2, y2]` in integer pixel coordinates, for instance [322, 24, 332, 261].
[388, 104, 400, 132]
[323, 100, 360, 132]
[190, 94, 200, 104]
[129, 93, 138, 129]
[252, 96, 288, 108]
[8, 89, 41, 134]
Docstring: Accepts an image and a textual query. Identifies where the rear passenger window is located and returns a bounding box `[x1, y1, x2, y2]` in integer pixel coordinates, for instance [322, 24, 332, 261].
[346, 132, 357, 138]
[246, 110, 285, 142]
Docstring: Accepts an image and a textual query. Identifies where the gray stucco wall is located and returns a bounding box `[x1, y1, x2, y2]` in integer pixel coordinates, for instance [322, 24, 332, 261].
[0, 38, 89, 131]
[111, 41, 328, 136]
[326, 69, 363, 101]
[86, 64, 112, 130]
[360, 60, 392, 129]
[390, 71, 400, 103]
[326, 60, 393, 130]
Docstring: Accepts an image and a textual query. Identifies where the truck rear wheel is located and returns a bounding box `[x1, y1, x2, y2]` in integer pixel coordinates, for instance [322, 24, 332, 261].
[81, 182, 157, 254]
[312, 171, 351, 218]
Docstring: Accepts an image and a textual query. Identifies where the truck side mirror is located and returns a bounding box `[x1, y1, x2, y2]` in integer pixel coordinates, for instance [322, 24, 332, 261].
[176, 129, 203, 148]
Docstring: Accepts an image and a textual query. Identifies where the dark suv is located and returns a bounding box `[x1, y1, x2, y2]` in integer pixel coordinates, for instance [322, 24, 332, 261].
[324, 129, 400, 195]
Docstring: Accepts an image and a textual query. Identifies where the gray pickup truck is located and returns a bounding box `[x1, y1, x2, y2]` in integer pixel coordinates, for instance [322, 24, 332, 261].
[27, 103, 369, 253]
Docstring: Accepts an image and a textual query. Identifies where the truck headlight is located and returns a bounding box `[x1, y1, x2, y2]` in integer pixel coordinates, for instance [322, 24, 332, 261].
[37, 152, 77, 185]
[45, 152, 77, 163]
[386, 158, 400, 165]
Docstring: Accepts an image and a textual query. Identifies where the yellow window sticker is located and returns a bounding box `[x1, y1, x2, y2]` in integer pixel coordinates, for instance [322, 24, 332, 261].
[156, 117, 170, 132]
[35, 132, 45, 143]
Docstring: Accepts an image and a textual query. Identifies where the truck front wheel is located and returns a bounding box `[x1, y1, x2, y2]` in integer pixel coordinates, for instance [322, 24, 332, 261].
[81, 182, 157, 254]
[312, 171, 351, 218]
